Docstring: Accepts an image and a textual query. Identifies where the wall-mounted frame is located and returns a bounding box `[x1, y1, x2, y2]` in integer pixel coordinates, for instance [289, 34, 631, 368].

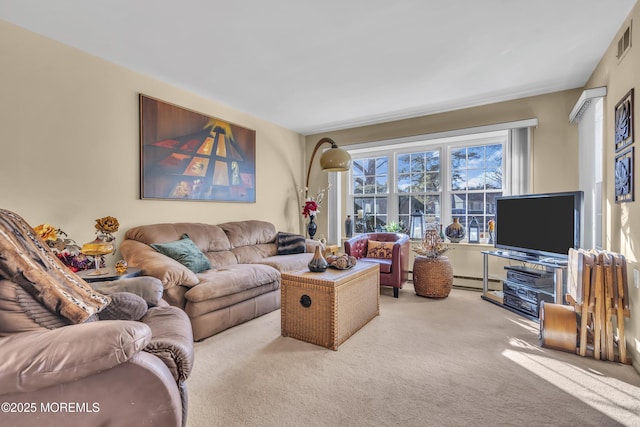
[615, 146, 634, 203]
[139, 95, 256, 202]
[614, 88, 634, 152]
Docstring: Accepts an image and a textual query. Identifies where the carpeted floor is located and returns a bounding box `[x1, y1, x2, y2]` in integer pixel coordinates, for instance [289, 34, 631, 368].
[186, 285, 640, 427]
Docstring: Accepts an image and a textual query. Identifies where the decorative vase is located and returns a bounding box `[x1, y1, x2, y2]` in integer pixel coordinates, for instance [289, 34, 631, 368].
[345, 215, 353, 238]
[308, 245, 328, 272]
[439, 223, 445, 240]
[420, 228, 441, 258]
[307, 215, 317, 239]
[487, 219, 495, 244]
[445, 218, 466, 243]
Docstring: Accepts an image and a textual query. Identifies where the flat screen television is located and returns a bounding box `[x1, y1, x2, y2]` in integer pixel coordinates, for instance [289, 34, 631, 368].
[494, 191, 583, 260]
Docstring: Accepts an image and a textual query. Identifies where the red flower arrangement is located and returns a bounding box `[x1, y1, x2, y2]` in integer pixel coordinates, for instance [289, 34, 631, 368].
[33, 224, 102, 272]
[302, 200, 319, 218]
[300, 184, 330, 219]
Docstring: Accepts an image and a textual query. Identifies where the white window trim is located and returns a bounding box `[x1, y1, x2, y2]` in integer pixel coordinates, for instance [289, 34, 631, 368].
[327, 119, 537, 242]
[346, 131, 509, 229]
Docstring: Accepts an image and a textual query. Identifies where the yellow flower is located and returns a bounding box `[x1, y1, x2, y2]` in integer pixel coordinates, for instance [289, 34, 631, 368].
[34, 223, 58, 241]
[95, 216, 119, 234]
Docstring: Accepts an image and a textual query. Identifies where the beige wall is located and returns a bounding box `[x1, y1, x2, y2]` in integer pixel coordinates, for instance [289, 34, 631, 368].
[305, 89, 582, 237]
[0, 20, 307, 258]
[584, 2, 640, 368]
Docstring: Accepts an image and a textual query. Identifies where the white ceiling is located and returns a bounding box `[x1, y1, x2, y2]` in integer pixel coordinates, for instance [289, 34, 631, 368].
[0, 0, 636, 135]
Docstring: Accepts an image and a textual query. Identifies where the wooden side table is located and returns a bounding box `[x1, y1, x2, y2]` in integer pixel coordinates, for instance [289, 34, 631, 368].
[77, 267, 142, 283]
[413, 256, 453, 298]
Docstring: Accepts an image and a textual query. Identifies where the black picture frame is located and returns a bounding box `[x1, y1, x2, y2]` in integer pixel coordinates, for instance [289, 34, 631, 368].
[614, 89, 634, 152]
[615, 146, 634, 203]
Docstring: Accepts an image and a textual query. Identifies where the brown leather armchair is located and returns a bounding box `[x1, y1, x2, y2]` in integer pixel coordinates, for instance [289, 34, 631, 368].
[344, 232, 410, 298]
[0, 209, 194, 427]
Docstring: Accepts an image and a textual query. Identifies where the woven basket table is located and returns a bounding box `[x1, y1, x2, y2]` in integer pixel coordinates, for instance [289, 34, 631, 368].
[281, 262, 380, 350]
[413, 255, 453, 298]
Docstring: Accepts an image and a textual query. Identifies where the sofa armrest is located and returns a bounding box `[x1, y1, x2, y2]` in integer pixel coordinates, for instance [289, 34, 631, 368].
[305, 239, 324, 253]
[0, 320, 151, 394]
[91, 276, 164, 307]
[120, 240, 199, 289]
[141, 306, 194, 383]
[344, 235, 369, 259]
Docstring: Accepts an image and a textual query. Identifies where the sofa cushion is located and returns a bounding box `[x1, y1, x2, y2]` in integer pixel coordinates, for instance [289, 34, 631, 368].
[151, 234, 211, 273]
[276, 232, 306, 255]
[260, 253, 314, 272]
[219, 220, 277, 247]
[367, 240, 394, 259]
[185, 281, 280, 317]
[232, 244, 277, 264]
[184, 264, 280, 302]
[126, 222, 232, 252]
[360, 257, 392, 274]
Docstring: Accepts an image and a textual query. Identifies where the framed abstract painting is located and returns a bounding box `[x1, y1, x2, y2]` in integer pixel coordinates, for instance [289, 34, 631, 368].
[614, 89, 634, 152]
[139, 95, 256, 202]
[615, 146, 634, 203]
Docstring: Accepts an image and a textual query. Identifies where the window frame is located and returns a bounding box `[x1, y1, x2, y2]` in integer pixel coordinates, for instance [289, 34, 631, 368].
[346, 130, 510, 239]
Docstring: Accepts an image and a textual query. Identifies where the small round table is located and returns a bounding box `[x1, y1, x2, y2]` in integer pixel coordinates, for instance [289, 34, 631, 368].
[413, 255, 454, 298]
[77, 267, 142, 283]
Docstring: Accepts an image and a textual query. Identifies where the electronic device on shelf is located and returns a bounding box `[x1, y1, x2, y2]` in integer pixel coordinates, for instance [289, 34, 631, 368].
[495, 191, 584, 260]
[501, 264, 556, 318]
[503, 290, 553, 317]
[505, 268, 554, 288]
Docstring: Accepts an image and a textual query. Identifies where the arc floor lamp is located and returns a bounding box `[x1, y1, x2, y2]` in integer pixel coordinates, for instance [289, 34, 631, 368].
[305, 137, 352, 197]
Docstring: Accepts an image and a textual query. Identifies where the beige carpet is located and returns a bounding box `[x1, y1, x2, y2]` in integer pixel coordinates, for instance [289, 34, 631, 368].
[186, 285, 640, 427]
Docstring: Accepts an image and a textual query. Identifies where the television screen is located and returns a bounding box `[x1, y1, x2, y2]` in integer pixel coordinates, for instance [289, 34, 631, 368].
[495, 191, 583, 260]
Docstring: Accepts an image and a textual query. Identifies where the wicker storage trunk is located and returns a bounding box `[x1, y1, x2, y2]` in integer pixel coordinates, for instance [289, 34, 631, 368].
[281, 262, 379, 350]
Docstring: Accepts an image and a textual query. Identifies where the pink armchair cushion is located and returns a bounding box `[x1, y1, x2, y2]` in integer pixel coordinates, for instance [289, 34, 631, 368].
[367, 241, 394, 259]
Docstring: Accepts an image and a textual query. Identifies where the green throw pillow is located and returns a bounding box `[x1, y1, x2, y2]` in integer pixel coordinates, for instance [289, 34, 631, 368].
[151, 234, 211, 273]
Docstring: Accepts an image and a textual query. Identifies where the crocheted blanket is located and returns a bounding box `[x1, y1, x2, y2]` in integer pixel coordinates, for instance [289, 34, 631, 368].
[0, 209, 110, 323]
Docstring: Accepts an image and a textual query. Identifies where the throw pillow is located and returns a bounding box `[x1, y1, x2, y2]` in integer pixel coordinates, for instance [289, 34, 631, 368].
[276, 232, 306, 255]
[151, 234, 211, 273]
[367, 240, 394, 259]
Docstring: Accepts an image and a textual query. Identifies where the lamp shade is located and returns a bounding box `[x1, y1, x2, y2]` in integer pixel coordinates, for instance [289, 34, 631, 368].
[305, 137, 352, 195]
[319, 146, 352, 171]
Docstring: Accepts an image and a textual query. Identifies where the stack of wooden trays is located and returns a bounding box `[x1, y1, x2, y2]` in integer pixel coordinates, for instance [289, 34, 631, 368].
[540, 248, 631, 364]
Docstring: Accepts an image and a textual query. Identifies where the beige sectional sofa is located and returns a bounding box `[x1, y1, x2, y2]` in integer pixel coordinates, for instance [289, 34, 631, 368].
[120, 220, 319, 341]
